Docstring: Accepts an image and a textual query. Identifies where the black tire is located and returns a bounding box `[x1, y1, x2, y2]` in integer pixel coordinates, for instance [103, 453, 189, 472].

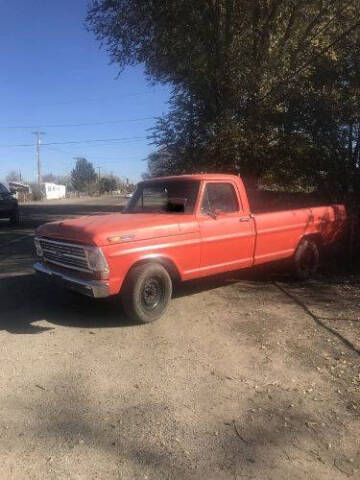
[293, 238, 319, 280]
[121, 263, 173, 323]
[9, 207, 20, 226]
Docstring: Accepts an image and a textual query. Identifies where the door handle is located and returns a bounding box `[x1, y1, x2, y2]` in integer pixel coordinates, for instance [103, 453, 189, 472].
[239, 216, 251, 222]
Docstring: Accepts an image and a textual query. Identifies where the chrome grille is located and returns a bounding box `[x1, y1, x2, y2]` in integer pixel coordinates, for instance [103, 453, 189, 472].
[39, 238, 91, 273]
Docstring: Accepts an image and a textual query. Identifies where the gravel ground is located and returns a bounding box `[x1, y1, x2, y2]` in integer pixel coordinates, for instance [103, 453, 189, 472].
[0, 198, 359, 480]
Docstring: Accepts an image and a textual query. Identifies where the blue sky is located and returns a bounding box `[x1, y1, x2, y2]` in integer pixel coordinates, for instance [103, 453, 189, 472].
[0, 0, 170, 183]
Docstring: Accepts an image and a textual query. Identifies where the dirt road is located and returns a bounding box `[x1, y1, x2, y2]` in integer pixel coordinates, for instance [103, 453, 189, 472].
[0, 198, 359, 479]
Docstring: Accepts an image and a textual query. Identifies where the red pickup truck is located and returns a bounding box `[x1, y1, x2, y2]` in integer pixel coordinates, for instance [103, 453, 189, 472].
[34, 174, 346, 323]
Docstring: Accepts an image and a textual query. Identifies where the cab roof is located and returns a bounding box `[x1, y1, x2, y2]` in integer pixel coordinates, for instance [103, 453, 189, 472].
[141, 173, 241, 183]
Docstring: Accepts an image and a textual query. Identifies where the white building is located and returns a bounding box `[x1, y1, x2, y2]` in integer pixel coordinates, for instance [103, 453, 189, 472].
[42, 183, 66, 200]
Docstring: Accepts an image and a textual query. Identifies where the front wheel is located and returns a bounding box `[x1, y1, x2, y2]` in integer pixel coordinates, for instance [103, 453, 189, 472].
[293, 238, 319, 280]
[121, 263, 173, 323]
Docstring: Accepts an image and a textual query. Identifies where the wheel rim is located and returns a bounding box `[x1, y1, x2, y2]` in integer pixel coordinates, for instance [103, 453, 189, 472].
[141, 276, 164, 311]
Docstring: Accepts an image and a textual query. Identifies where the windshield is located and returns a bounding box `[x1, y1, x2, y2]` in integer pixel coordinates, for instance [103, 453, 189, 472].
[126, 180, 200, 214]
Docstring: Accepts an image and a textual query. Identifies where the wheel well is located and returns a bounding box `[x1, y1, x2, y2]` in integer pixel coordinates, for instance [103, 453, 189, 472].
[305, 233, 323, 246]
[127, 257, 181, 283]
[302, 233, 323, 249]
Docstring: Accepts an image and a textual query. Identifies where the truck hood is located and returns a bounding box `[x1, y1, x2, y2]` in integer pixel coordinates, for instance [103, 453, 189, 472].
[36, 213, 198, 246]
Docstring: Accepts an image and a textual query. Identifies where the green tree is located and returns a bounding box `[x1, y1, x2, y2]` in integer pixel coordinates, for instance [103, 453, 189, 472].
[99, 175, 118, 194]
[71, 158, 97, 193]
[88, 0, 360, 197]
[142, 149, 180, 178]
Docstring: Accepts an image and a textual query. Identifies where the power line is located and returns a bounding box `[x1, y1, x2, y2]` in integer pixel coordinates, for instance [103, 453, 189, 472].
[44, 145, 137, 161]
[0, 135, 147, 148]
[0, 117, 155, 129]
[49, 138, 147, 152]
[44, 146, 81, 156]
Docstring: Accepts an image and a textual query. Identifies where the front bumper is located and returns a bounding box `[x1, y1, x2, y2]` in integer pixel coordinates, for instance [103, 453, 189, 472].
[33, 262, 111, 298]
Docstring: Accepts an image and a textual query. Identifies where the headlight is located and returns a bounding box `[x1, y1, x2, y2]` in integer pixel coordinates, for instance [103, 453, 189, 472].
[85, 247, 110, 279]
[34, 237, 43, 257]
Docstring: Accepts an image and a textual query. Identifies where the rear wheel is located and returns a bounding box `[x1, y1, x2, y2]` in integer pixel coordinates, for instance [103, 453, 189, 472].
[122, 263, 173, 323]
[9, 207, 20, 225]
[293, 238, 319, 280]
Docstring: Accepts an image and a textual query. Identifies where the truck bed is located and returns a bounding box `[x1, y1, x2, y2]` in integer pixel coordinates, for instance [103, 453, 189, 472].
[248, 189, 328, 214]
[252, 202, 346, 265]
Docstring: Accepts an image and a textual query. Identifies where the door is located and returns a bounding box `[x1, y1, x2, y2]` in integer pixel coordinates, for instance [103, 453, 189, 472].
[197, 182, 255, 275]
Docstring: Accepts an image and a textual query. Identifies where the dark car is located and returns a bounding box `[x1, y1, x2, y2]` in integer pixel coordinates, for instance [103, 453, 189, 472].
[0, 183, 19, 225]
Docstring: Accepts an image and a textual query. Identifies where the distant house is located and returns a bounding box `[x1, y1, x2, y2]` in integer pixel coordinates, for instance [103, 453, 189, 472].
[42, 183, 66, 200]
[8, 181, 32, 202]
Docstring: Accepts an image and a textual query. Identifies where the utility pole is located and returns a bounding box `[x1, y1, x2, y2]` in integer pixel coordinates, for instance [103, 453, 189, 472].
[33, 131, 45, 185]
[96, 167, 102, 182]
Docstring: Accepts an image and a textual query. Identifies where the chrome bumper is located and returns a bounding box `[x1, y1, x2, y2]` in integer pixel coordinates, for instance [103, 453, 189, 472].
[33, 262, 110, 298]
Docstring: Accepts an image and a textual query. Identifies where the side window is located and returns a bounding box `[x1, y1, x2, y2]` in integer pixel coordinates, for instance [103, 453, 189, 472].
[135, 185, 168, 212]
[201, 183, 239, 214]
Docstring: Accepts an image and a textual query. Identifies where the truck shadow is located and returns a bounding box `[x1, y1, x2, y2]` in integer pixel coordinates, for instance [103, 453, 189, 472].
[0, 260, 358, 336]
[0, 264, 287, 334]
[174, 263, 289, 298]
[0, 273, 137, 334]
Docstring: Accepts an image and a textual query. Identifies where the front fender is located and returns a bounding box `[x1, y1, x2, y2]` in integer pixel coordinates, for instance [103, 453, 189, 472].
[103, 233, 201, 294]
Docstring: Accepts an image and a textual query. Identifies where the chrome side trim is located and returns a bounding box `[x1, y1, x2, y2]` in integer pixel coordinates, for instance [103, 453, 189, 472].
[112, 236, 201, 257]
[256, 223, 307, 235]
[201, 231, 254, 244]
